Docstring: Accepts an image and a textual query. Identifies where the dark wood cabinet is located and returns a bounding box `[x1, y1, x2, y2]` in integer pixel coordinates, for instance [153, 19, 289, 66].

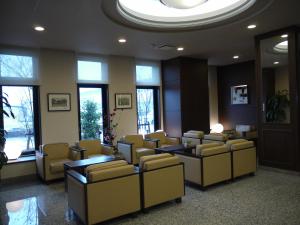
[162, 57, 210, 137]
[255, 27, 300, 171]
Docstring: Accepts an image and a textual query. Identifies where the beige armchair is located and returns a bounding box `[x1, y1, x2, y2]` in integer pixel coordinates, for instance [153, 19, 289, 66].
[36, 143, 75, 182]
[67, 160, 140, 225]
[117, 134, 156, 164]
[139, 153, 184, 210]
[176, 143, 231, 189]
[226, 139, 256, 179]
[145, 131, 180, 148]
[73, 139, 113, 160]
[182, 130, 204, 146]
[203, 133, 228, 144]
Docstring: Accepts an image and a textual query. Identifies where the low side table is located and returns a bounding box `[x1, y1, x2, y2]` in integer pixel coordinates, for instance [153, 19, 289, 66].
[70, 146, 86, 160]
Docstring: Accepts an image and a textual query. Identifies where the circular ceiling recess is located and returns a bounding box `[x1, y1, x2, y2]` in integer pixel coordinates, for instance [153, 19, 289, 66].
[102, 0, 274, 31]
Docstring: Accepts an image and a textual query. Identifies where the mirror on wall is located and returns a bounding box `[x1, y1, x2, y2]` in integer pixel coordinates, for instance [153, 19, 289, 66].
[260, 33, 290, 124]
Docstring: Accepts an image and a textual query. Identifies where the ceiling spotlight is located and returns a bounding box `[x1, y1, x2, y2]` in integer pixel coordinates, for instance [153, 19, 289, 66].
[233, 55, 239, 59]
[273, 61, 279, 65]
[281, 34, 288, 38]
[118, 38, 127, 43]
[34, 26, 45, 32]
[247, 24, 256, 29]
[177, 47, 184, 51]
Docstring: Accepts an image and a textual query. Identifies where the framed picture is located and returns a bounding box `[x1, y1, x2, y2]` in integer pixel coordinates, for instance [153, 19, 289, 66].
[115, 93, 132, 109]
[48, 93, 71, 111]
[231, 85, 248, 104]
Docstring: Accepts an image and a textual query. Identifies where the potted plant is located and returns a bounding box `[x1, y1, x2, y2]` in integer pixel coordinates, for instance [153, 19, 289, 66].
[0, 92, 15, 170]
[266, 89, 290, 123]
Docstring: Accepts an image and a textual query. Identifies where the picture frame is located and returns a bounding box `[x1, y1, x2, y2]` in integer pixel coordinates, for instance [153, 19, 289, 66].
[115, 93, 132, 109]
[48, 93, 71, 111]
[231, 85, 248, 105]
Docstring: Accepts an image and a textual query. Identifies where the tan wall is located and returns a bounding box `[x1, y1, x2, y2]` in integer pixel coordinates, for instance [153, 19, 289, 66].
[208, 66, 219, 128]
[39, 49, 79, 144]
[108, 56, 138, 142]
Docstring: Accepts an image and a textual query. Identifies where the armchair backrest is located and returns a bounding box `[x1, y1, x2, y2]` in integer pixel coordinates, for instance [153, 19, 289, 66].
[145, 131, 166, 144]
[42, 143, 70, 159]
[124, 135, 144, 148]
[140, 153, 180, 171]
[79, 139, 102, 155]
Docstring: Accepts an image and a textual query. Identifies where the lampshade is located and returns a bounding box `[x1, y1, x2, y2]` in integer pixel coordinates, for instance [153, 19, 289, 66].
[160, 0, 207, 9]
[211, 123, 224, 133]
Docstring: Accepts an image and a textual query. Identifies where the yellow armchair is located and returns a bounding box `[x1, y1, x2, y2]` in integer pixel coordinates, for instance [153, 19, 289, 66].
[36, 143, 75, 182]
[117, 134, 156, 164]
[72, 139, 114, 159]
[145, 131, 180, 148]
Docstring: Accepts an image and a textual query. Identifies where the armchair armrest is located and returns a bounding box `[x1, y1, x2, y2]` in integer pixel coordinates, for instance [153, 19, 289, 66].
[166, 137, 180, 145]
[67, 170, 87, 184]
[70, 146, 86, 153]
[35, 150, 48, 157]
[102, 144, 114, 155]
[143, 140, 156, 149]
[144, 138, 160, 148]
[70, 146, 86, 160]
[117, 141, 133, 163]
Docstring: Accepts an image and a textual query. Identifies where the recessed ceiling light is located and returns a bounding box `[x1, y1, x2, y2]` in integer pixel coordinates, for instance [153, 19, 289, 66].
[34, 26, 45, 32]
[177, 47, 184, 51]
[118, 38, 127, 43]
[247, 24, 256, 29]
[233, 55, 239, 59]
[281, 34, 288, 38]
[274, 61, 279, 65]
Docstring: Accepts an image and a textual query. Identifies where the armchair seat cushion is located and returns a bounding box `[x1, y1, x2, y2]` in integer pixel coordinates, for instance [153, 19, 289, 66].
[143, 156, 180, 171]
[88, 164, 135, 182]
[85, 160, 128, 174]
[139, 153, 171, 169]
[136, 148, 155, 159]
[49, 159, 72, 174]
[160, 144, 173, 148]
[183, 130, 204, 138]
[204, 134, 228, 141]
[231, 141, 255, 151]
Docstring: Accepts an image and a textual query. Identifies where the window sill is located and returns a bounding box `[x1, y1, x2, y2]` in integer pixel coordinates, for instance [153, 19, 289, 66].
[6, 155, 36, 165]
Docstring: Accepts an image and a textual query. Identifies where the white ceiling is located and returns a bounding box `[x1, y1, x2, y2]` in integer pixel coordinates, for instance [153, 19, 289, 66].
[0, 0, 299, 65]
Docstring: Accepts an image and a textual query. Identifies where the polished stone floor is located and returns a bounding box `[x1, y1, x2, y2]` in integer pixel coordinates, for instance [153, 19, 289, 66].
[1, 167, 300, 225]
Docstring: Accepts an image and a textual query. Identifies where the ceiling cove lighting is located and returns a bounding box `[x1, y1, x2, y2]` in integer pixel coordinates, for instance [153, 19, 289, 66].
[177, 47, 184, 51]
[233, 55, 239, 59]
[118, 38, 127, 43]
[247, 24, 256, 29]
[34, 26, 45, 31]
[117, 0, 257, 29]
[160, 0, 207, 9]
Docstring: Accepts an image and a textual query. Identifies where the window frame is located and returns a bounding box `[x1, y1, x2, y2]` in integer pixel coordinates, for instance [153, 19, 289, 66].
[77, 83, 109, 141]
[0, 84, 41, 156]
[136, 85, 160, 134]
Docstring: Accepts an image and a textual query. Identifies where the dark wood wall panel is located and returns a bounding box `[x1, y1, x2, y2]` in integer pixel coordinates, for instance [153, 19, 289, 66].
[260, 128, 295, 170]
[162, 57, 209, 137]
[217, 61, 257, 129]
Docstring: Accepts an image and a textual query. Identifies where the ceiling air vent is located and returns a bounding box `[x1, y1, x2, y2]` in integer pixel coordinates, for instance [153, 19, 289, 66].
[152, 44, 176, 51]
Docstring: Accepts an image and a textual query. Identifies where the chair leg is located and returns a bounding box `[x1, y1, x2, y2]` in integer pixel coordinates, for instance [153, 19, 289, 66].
[175, 197, 182, 203]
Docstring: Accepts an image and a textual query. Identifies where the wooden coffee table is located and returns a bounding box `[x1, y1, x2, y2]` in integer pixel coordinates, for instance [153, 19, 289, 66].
[64, 155, 121, 191]
[155, 144, 195, 154]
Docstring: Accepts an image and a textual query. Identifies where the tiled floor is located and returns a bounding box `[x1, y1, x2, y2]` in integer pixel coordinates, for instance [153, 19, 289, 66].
[1, 167, 300, 225]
